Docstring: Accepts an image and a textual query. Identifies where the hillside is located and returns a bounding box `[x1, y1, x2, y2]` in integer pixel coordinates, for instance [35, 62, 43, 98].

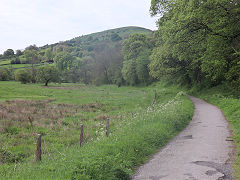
[40, 26, 153, 57]
[0, 26, 153, 85]
[1, 26, 152, 62]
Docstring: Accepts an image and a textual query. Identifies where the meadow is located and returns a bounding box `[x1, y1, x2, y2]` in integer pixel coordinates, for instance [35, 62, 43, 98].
[0, 81, 193, 179]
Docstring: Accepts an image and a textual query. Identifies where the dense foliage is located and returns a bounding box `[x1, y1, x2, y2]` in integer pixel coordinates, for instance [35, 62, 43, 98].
[14, 69, 32, 84]
[149, 0, 240, 92]
[36, 65, 60, 86]
[0, 68, 11, 81]
[122, 34, 155, 85]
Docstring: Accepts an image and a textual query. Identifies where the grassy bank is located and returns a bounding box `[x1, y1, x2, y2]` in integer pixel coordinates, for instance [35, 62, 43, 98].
[192, 86, 240, 179]
[0, 82, 193, 179]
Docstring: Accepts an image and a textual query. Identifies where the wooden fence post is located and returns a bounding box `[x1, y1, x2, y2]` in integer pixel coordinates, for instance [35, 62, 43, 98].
[152, 90, 157, 105]
[106, 118, 110, 137]
[36, 134, 42, 162]
[80, 124, 84, 147]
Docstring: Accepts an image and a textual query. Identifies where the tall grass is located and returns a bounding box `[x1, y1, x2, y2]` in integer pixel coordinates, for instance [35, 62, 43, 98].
[0, 91, 193, 179]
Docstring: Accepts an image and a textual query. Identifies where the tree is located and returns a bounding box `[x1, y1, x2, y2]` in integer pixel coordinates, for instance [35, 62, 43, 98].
[136, 49, 152, 85]
[24, 49, 40, 64]
[78, 56, 95, 84]
[110, 33, 122, 42]
[44, 48, 55, 61]
[25, 44, 38, 51]
[122, 60, 138, 85]
[36, 65, 60, 86]
[122, 34, 154, 85]
[3, 49, 14, 59]
[54, 52, 75, 72]
[16, 50, 23, 56]
[149, 0, 240, 89]
[0, 68, 11, 81]
[63, 59, 82, 83]
[94, 46, 123, 85]
[10, 57, 21, 64]
[15, 69, 31, 84]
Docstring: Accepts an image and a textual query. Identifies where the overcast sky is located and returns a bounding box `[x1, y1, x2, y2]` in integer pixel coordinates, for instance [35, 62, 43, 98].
[0, 0, 158, 54]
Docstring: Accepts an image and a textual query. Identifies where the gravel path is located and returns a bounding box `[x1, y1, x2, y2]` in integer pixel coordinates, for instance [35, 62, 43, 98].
[132, 96, 233, 180]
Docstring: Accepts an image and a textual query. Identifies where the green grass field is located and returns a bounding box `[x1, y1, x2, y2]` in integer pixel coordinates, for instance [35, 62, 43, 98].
[1, 64, 28, 69]
[0, 81, 193, 179]
[0, 60, 11, 66]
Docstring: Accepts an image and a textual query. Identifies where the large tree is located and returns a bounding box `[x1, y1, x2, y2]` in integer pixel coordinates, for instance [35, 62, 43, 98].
[3, 49, 14, 59]
[36, 65, 60, 86]
[44, 48, 55, 61]
[149, 0, 240, 89]
[24, 49, 40, 64]
[94, 46, 123, 85]
[54, 52, 75, 72]
[16, 50, 23, 56]
[122, 34, 154, 85]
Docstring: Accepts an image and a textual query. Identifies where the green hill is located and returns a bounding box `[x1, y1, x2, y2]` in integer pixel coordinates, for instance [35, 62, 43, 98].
[0, 26, 153, 74]
[40, 26, 153, 58]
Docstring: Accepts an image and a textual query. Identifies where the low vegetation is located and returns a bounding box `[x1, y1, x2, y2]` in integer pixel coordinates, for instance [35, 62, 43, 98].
[0, 81, 193, 179]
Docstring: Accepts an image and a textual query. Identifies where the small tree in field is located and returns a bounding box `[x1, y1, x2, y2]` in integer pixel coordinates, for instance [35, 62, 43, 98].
[0, 68, 11, 81]
[15, 69, 31, 84]
[36, 65, 59, 86]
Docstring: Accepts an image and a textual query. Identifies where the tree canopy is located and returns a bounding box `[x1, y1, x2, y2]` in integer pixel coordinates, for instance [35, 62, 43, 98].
[122, 34, 154, 85]
[3, 49, 14, 58]
[149, 0, 240, 90]
[36, 65, 60, 86]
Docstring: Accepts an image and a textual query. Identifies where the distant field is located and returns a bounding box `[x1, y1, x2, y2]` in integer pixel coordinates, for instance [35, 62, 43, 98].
[0, 60, 11, 66]
[0, 63, 50, 70]
[0, 81, 193, 179]
[1, 64, 28, 69]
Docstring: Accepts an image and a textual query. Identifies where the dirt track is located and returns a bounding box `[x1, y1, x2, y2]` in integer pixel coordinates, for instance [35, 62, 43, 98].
[132, 96, 233, 180]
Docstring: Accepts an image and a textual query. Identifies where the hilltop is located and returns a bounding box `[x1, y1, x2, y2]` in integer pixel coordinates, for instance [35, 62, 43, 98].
[40, 26, 153, 57]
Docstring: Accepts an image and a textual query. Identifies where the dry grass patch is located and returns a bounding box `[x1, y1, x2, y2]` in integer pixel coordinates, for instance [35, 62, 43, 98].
[0, 99, 80, 132]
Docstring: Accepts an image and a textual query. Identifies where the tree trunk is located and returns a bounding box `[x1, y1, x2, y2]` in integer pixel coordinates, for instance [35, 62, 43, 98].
[45, 79, 50, 86]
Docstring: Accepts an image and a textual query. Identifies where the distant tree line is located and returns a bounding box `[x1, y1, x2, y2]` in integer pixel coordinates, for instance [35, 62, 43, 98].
[0, 31, 155, 86]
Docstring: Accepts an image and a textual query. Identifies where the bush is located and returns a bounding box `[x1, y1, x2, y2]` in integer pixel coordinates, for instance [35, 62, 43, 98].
[10, 57, 21, 64]
[14, 69, 31, 84]
[0, 68, 11, 81]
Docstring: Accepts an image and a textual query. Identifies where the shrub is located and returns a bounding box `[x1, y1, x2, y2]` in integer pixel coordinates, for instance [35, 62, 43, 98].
[14, 69, 31, 84]
[0, 68, 11, 81]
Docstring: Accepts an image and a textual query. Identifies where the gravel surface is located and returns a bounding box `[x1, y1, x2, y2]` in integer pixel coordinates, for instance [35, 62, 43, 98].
[132, 96, 233, 180]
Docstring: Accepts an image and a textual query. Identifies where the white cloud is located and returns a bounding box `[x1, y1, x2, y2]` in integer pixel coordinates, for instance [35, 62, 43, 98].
[0, 0, 157, 53]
